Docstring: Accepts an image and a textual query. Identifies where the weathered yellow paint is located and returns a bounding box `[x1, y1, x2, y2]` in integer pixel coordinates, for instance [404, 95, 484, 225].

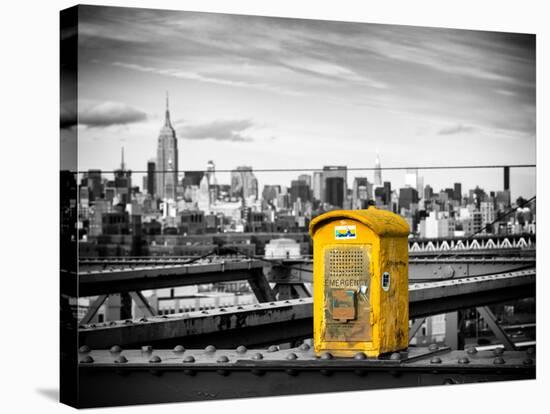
[309, 208, 410, 357]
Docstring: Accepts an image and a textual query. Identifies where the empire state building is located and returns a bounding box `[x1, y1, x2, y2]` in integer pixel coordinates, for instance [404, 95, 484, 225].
[156, 94, 178, 200]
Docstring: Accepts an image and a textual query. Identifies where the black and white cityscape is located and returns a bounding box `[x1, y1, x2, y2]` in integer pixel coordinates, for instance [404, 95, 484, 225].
[60, 5, 536, 407]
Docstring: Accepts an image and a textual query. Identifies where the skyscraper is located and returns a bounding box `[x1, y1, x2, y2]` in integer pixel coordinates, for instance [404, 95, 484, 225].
[231, 166, 258, 200]
[352, 177, 371, 209]
[504, 166, 510, 191]
[85, 169, 103, 202]
[312, 171, 323, 201]
[114, 147, 131, 204]
[205, 160, 219, 201]
[374, 153, 382, 186]
[322, 166, 347, 206]
[325, 176, 345, 207]
[146, 160, 156, 197]
[156, 93, 178, 200]
[297, 174, 312, 187]
[453, 182, 462, 202]
[290, 179, 311, 204]
[398, 187, 419, 211]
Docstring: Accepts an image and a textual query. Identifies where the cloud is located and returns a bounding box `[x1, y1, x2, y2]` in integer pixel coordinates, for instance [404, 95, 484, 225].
[112, 62, 305, 97]
[495, 89, 517, 97]
[178, 119, 254, 142]
[60, 101, 77, 129]
[280, 57, 387, 89]
[438, 124, 476, 136]
[77, 101, 147, 128]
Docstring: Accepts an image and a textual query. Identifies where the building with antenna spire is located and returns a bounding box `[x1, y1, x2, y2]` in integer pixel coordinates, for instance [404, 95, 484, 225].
[156, 92, 179, 200]
[113, 146, 132, 204]
[374, 152, 382, 186]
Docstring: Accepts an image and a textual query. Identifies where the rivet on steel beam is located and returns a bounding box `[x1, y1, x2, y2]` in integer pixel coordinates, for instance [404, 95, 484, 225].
[354, 352, 368, 360]
[201, 311, 209, 314]
[124, 319, 133, 324]
[109, 321, 117, 326]
[523, 358, 534, 366]
[267, 345, 279, 353]
[493, 348, 504, 356]
[458, 357, 470, 364]
[269, 302, 276, 306]
[236, 345, 247, 354]
[390, 353, 402, 361]
[493, 357, 505, 365]
[237, 306, 244, 310]
[183, 356, 195, 363]
[115, 355, 128, 363]
[430, 357, 442, 364]
[286, 353, 298, 360]
[80, 355, 94, 364]
[251, 353, 263, 360]
[139, 317, 148, 323]
[284, 300, 291, 304]
[110, 345, 122, 353]
[428, 344, 438, 351]
[149, 355, 162, 363]
[141, 345, 153, 353]
[299, 343, 311, 351]
[320, 352, 333, 360]
[205, 345, 216, 353]
[173, 345, 185, 353]
[90, 324, 97, 328]
[466, 346, 478, 355]
[79, 345, 90, 353]
[217, 355, 230, 363]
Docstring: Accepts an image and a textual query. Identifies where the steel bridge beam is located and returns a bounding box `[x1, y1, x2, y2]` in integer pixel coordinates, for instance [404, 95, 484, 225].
[266, 257, 535, 284]
[79, 269, 534, 348]
[408, 269, 535, 318]
[76, 345, 535, 408]
[80, 298, 312, 348]
[64, 259, 269, 298]
[476, 306, 517, 351]
[77, 247, 536, 267]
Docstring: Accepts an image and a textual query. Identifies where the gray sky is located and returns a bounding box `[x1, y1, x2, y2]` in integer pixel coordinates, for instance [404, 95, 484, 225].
[69, 5, 536, 200]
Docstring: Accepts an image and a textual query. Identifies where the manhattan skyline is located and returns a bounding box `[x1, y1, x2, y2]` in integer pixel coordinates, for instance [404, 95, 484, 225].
[61, 5, 536, 200]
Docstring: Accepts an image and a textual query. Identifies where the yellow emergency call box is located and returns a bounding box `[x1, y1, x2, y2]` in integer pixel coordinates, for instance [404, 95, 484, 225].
[309, 208, 410, 358]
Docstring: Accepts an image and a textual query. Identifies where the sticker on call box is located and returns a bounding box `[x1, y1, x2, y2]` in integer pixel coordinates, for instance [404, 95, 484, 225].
[335, 225, 357, 239]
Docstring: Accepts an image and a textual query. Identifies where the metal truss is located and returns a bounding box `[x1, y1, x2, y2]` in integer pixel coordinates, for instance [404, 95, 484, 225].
[408, 268, 535, 318]
[76, 344, 535, 407]
[80, 298, 312, 348]
[66, 259, 273, 300]
[77, 245, 535, 267]
[79, 269, 534, 348]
